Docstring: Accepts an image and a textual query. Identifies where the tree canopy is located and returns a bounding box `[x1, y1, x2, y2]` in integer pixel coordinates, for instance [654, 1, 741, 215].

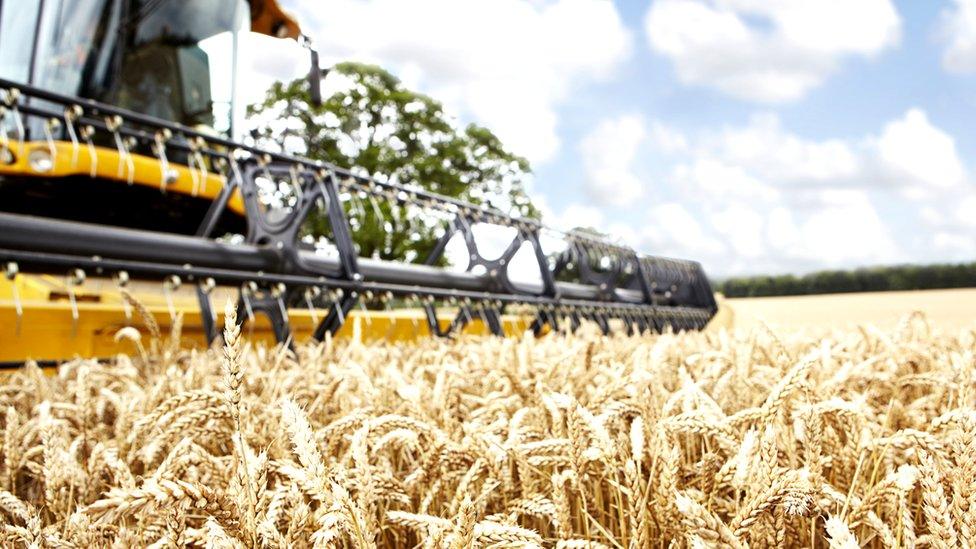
[715, 262, 976, 297]
[247, 62, 539, 263]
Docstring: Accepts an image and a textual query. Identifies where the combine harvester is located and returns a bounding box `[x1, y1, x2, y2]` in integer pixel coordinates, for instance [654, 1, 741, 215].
[0, 0, 717, 364]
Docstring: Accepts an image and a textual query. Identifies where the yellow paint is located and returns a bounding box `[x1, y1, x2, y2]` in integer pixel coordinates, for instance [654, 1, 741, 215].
[0, 275, 533, 363]
[0, 141, 245, 215]
[0, 275, 732, 363]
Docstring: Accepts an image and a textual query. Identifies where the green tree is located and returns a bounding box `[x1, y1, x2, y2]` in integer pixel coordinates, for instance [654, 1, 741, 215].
[717, 262, 976, 297]
[247, 62, 539, 263]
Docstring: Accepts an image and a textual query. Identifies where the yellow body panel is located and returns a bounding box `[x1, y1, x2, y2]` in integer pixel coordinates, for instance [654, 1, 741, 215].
[0, 276, 533, 364]
[0, 141, 245, 215]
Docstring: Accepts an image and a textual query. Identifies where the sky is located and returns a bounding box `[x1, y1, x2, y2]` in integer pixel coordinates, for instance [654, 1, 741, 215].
[242, 0, 976, 278]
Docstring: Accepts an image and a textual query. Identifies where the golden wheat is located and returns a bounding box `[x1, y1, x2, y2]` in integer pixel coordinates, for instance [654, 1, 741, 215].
[0, 305, 974, 547]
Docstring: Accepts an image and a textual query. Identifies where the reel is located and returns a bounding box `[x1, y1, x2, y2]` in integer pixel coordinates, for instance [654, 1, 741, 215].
[0, 78, 717, 349]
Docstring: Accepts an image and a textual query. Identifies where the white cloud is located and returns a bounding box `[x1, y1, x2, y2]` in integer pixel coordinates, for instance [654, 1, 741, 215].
[874, 109, 966, 191]
[649, 121, 690, 154]
[794, 190, 900, 266]
[956, 195, 976, 227]
[710, 114, 861, 184]
[641, 203, 725, 258]
[639, 108, 973, 275]
[549, 203, 606, 232]
[578, 114, 647, 207]
[672, 158, 780, 204]
[644, 0, 901, 103]
[941, 0, 976, 73]
[711, 203, 766, 258]
[933, 232, 976, 259]
[271, 0, 632, 163]
[660, 109, 966, 199]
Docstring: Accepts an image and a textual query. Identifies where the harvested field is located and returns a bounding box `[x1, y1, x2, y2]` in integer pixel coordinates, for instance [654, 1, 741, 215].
[0, 303, 974, 548]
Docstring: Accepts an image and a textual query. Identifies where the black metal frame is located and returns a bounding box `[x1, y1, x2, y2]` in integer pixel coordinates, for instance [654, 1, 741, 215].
[0, 77, 718, 343]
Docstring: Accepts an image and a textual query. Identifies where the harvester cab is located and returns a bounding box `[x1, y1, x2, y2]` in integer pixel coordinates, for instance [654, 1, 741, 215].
[3, 0, 300, 130]
[0, 0, 304, 235]
[0, 0, 718, 365]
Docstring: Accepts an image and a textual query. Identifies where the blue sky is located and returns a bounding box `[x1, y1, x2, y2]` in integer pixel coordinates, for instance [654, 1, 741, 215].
[255, 0, 976, 277]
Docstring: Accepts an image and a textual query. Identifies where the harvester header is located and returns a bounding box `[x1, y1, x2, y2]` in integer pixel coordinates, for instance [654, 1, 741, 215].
[0, 0, 717, 361]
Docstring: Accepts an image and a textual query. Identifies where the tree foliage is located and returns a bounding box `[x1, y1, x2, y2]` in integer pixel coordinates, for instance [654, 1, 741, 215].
[716, 262, 976, 297]
[247, 62, 539, 262]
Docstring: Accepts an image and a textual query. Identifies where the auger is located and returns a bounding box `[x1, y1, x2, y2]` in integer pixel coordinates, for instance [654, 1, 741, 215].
[0, 0, 716, 362]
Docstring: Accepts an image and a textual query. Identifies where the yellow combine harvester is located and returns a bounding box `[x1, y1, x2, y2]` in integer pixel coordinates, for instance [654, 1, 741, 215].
[0, 0, 717, 364]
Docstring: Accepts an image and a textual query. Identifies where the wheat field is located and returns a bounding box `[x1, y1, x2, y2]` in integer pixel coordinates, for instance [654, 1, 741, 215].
[725, 288, 976, 332]
[0, 299, 974, 548]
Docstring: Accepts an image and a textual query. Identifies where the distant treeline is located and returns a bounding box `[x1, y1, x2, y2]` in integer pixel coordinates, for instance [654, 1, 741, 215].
[715, 262, 976, 298]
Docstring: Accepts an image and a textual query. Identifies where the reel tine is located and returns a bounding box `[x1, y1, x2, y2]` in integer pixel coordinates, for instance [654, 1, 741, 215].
[66, 268, 85, 339]
[213, 156, 229, 188]
[195, 277, 217, 344]
[289, 163, 305, 203]
[0, 95, 10, 163]
[408, 294, 421, 334]
[258, 153, 273, 183]
[43, 117, 61, 167]
[476, 299, 489, 331]
[381, 291, 396, 340]
[5, 262, 21, 337]
[365, 188, 394, 255]
[0, 107, 8, 164]
[2, 88, 26, 162]
[331, 289, 346, 327]
[187, 136, 201, 196]
[273, 282, 290, 326]
[63, 105, 82, 169]
[457, 208, 473, 235]
[106, 115, 127, 181]
[382, 190, 400, 254]
[196, 138, 209, 194]
[153, 129, 173, 191]
[563, 306, 575, 335]
[124, 137, 137, 185]
[402, 192, 422, 242]
[241, 281, 257, 338]
[367, 186, 385, 224]
[201, 277, 216, 317]
[422, 295, 443, 337]
[115, 270, 131, 321]
[305, 286, 321, 326]
[345, 186, 366, 230]
[312, 169, 331, 212]
[359, 291, 373, 330]
[460, 297, 473, 326]
[163, 275, 181, 323]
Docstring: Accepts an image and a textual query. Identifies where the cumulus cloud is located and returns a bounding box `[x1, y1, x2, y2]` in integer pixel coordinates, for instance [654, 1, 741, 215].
[544, 202, 607, 232]
[636, 108, 971, 275]
[641, 203, 725, 258]
[261, 0, 633, 163]
[644, 0, 901, 103]
[874, 109, 966, 192]
[578, 115, 647, 207]
[789, 190, 900, 266]
[659, 109, 967, 199]
[941, 0, 976, 73]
